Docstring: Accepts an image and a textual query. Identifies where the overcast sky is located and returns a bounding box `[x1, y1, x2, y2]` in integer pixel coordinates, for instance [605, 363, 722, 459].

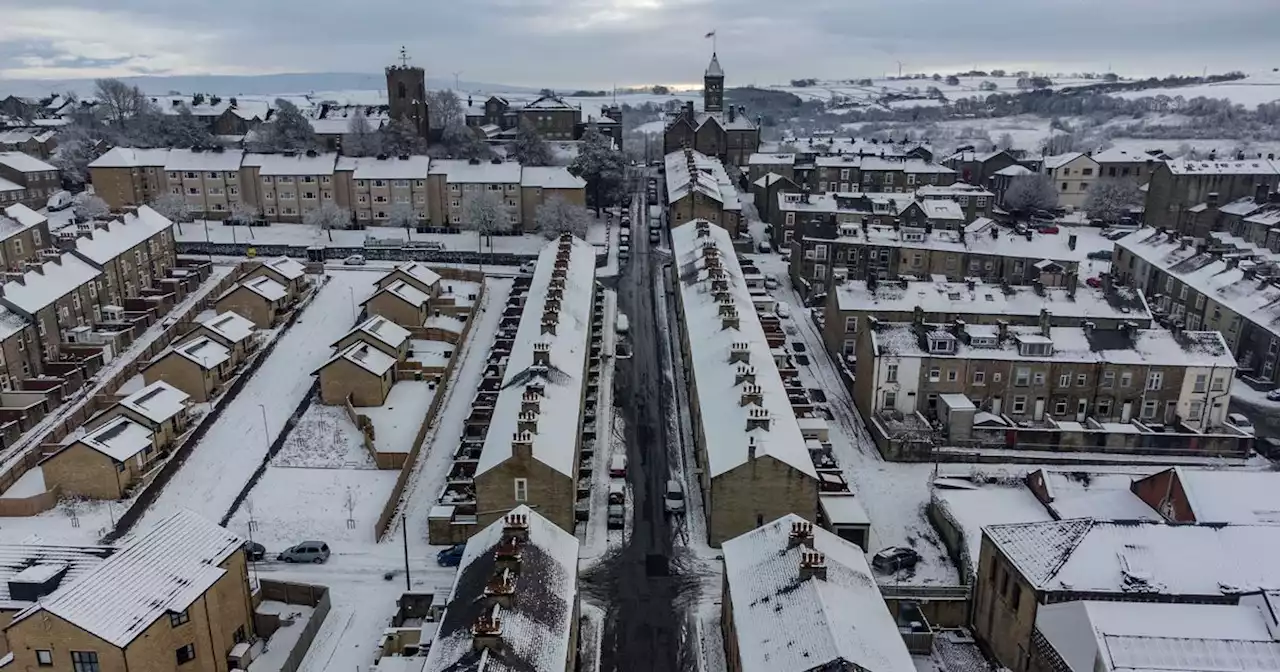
[1, 0, 1277, 88]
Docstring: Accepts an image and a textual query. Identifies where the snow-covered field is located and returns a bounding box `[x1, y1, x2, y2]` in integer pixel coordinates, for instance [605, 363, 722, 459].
[134, 271, 373, 529]
[228, 468, 397, 547]
[273, 404, 371, 469]
[1111, 70, 1280, 108]
[770, 75, 1096, 109]
[360, 380, 436, 455]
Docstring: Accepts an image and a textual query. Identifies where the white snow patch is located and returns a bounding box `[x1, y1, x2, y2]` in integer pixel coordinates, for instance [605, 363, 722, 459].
[362, 381, 437, 455]
[273, 403, 372, 469]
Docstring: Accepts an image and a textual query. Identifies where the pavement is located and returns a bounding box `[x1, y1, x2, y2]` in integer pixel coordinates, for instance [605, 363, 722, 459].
[591, 171, 684, 672]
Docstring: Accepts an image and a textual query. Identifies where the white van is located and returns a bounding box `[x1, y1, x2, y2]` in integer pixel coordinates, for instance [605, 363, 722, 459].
[46, 190, 73, 212]
[615, 312, 630, 334]
[609, 454, 627, 478]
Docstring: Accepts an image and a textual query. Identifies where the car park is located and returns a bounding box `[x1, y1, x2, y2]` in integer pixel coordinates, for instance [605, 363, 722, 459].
[436, 543, 466, 567]
[277, 541, 331, 564]
[871, 546, 921, 573]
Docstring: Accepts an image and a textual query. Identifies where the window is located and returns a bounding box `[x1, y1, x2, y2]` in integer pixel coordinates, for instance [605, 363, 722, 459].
[1062, 182, 1069, 192]
[1140, 400, 1158, 420]
[170, 609, 190, 626]
[993, 372, 1002, 383]
[884, 391, 897, 408]
[1189, 400, 1204, 420]
[1032, 372, 1045, 385]
[1193, 374, 1207, 393]
[1098, 398, 1112, 416]
[929, 367, 941, 382]
[845, 316, 858, 333]
[1210, 376, 1224, 392]
[1146, 371, 1163, 391]
[886, 364, 898, 383]
[813, 264, 827, 280]
[1059, 373, 1070, 387]
[814, 244, 829, 261]
[1014, 367, 1030, 386]
[1082, 168, 1093, 176]
[1103, 371, 1115, 388]
[1077, 373, 1087, 386]
[1054, 399, 1068, 415]
[1120, 372, 1132, 388]
[947, 369, 958, 382]
[72, 651, 100, 672]
[176, 644, 196, 665]
[36, 650, 52, 666]
[1012, 396, 1027, 414]
[514, 478, 528, 502]
[1011, 583, 1023, 611]
[973, 370, 986, 385]
[976, 196, 987, 207]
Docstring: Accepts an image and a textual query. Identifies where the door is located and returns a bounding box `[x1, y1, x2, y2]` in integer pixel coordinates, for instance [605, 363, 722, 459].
[1121, 401, 1133, 422]
[991, 397, 1002, 415]
[1033, 398, 1045, 420]
[1076, 399, 1087, 422]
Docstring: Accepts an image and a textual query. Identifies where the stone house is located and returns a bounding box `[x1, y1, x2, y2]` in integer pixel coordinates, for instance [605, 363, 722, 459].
[90, 380, 192, 451]
[314, 342, 396, 406]
[375, 261, 441, 298]
[180, 311, 257, 369]
[363, 279, 430, 328]
[1143, 157, 1280, 232]
[63, 206, 177, 304]
[214, 276, 288, 328]
[0, 253, 103, 366]
[86, 147, 173, 212]
[1041, 152, 1100, 210]
[0, 204, 53, 272]
[142, 336, 232, 403]
[943, 148, 1018, 187]
[241, 256, 307, 302]
[40, 416, 158, 499]
[662, 54, 760, 167]
[664, 148, 743, 237]
[332, 315, 410, 361]
[0, 306, 40, 388]
[0, 152, 60, 209]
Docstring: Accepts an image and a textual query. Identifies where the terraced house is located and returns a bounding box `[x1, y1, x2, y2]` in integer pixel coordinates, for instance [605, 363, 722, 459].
[0, 204, 53, 272]
[0, 152, 59, 209]
[62, 206, 177, 305]
[1143, 156, 1280, 232]
[664, 147, 743, 237]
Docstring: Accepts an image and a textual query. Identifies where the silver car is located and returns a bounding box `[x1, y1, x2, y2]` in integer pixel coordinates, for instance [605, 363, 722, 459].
[277, 541, 331, 563]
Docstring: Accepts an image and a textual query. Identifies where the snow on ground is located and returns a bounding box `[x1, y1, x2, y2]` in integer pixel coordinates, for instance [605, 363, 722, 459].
[0, 498, 125, 545]
[439, 279, 482, 309]
[1112, 70, 1280, 108]
[134, 271, 373, 529]
[772, 76, 1096, 107]
[247, 603, 317, 672]
[176, 220, 609, 254]
[1232, 383, 1280, 408]
[0, 465, 44, 498]
[272, 403, 372, 469]
[931, 485, 1053, 579]
[228, 468, 397, 548]
[407, 339, 454, 369]
[361, 381, 436, 455]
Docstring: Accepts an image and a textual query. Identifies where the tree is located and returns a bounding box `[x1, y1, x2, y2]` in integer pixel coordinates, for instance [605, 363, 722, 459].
[388, 201, 418, 235]
[148, 193, 194, 224]
[651, 85, 671, 95]
[73, 194, 110, 221]
[945, 75, 961, 86]
[248, 99, 317, 152]
[508, 120, 553, 166]
[568, 127, 626, 214]
[379, 117, 428, 156]
[462, 190, 510, 266]
[534, 196, 591, 239]
[303, 202, 351, 241]
[50, 126, 97, 188]
[1003, 174, 1059, 212]
[228, 200, 260, 226]
[162, 104, 215, 148]
[94, 78, 148, 127]
[1084, 178, 1142, 223]
[1042, 132, 1077, 156]
[345, 109, 382, 157]
[425, 89, 464, 131]
[436, 123, 489, 160]
[997, 132, 1015, 150]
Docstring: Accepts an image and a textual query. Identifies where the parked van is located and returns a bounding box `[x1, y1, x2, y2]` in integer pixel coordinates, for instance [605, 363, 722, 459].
[46, 190, 73, 212]
[608, 481, 625, 505]
[616, 312, 630, 334]
[609, 454, 627, 477]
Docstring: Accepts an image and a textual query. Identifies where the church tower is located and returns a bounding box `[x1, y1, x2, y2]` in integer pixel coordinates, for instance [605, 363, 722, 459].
[703, 52, 725, 113]
[386, 47, 430, 141]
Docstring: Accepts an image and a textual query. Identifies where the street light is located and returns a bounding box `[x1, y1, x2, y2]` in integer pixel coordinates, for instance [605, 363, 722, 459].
[257, 404, 270, 451]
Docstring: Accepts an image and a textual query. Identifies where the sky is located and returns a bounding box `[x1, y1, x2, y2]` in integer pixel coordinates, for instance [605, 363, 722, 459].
[0, 0, 1278, 89]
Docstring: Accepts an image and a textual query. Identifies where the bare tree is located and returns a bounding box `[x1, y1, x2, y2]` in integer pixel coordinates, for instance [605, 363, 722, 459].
[509, 119, 553, 166]
[248, 99, 317, 152]
[387, 201, 418, 235]
[94, 78, 148, 127]
[303, 202, 352, 241]
[426, 89, 464, 130]
[1084, 178, 1143, 223]
[534, 196, 590, 239]
[72, 193, 110, 221]
[997, 132, 1016, 150]
[379, 117, 428, 156]
[345, 109, 382, 157]
[462, 190, 510, 268]
[1003, 174, 1059, 212]
[228, 200, 260, 226]
[149, 193, 194, 224]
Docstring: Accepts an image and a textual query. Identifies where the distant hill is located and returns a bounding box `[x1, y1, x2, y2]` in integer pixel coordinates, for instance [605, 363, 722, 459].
[0, 72, 536, 98]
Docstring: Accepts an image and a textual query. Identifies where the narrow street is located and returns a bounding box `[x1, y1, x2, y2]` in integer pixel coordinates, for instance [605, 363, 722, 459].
[596, 173, 682, 672]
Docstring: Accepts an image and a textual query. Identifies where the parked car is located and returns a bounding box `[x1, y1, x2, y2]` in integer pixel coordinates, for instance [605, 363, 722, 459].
[616, 312, 630, 334]
[871, 546, 921, 573]
[663, 479, 685, 514]
[1086, 276, 1103, 288]
[436, 543, 466, 567]
[607, 504, 625, 530]
[757, 240, 772, 253]
[775, 301, 792, 319]
[1227, 413, 1256, 434]
[649, 230, 660, 244]
[608, 481, 625, 505]
[1037, 225, 1060, 234]
[1266, 389, 1280, 402]
[46, 190, 73, 212]
[764, 277, 779, 290]
[518, 260, 537, 276]
[609, 454, 627, 478]
[342, 254, 367, 266]
[1087, 250, 1113, 261]
[243, 541, 266, 562]
[277, 541, 331, 564]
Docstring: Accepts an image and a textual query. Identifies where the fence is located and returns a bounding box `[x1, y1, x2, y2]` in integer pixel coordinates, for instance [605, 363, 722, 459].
[342, 394, 402, 470]
[373, 269, 486, 540]
[0, 484, 60, 516]
[254, 579, 331, 672]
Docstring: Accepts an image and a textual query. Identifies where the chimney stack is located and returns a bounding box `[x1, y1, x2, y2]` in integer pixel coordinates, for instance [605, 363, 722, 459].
[532, 342, 551, 366]
[1068, 233, 1077, 251]
[997, 319, 1009, 342]
[746, 407, 771, 432]
[484, 567, 517, 607]
[734, 364, 757, 386]
[739, 383, 763, 407]
[517, 411, 539, 435]
[747, 435, 757, 460]
[511, 431, 534, 459]
[721, 304, 740, 330]
[540, 313, 557, 336]
[799, 549, 828, 581]
[1039, 309, 1051, 337]
[729, 341, 750, 364]
[521, 389, 541, 415]
[787, 520, 814, 548]
[471, 603, 503, 652]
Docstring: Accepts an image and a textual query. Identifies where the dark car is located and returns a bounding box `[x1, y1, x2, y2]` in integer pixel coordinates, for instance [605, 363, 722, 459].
[872, 546, 921, 573]
[436, 543, 466, 567]
[1087, 250, 1113, 261]
[243, 541, 266, 562]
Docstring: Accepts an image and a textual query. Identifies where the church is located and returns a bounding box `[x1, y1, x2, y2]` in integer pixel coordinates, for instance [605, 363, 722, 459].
[663, 53, 760, 167]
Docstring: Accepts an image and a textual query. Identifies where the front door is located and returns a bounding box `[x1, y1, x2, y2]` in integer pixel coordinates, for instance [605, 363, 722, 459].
[1121, 401, 1133, 422]
[1033, 398, 1046, 420]
[1076, 398, 1088, 422]
[991, 397, 1002, 415]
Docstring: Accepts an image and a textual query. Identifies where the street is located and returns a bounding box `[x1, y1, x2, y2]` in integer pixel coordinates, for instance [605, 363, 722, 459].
[594, 172, 683, 672]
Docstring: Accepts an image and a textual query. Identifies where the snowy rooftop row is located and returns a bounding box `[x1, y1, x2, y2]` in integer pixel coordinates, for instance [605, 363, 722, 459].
[664, 148, 742, 211]
[475, 235, 596, 478]
[803, 218, 1114, 264]
[671, 220, 815, 479]
[833, 277, 1151, 321]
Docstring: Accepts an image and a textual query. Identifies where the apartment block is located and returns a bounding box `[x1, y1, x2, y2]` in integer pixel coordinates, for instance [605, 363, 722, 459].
[1090, 146, 1168, 183]
[335, 154, 430, 225]
[671, 220, 817, 546]
[823, 276, 1152, 363]
[665, 148, 743, 237]
[241, 151, 339, 224]
[163, 148, 246, 218]
[87, 147, 173, 212]
[0, 152, 60, 209]
[1144, 157, 1280, 232]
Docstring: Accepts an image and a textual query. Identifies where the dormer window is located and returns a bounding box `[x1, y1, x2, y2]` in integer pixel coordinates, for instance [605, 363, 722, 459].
[928, 333, 956, 354]
[1016, 335, 1053, 357]
[970, 337, 997, 348]
[902, 229, 925, 242]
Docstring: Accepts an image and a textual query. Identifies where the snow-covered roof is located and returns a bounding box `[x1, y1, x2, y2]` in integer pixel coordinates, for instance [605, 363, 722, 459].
[1042, 152, 1093, 170]
[921, 200, 965, 220]
[87, 147, 172, 169]
[383, 262, 441, 292]
[170, 336, 230, 370]
[1030, 469, 1159, 521]
[814, 154, 954, 175]
[162, 148, 244, 172]
[945, 149, 1007, 164]
[984, 519, 1280, 595]
[0, 176, 22, 194]
[339, 315, 411, 351]
[671, 221, 816, 480]
[0, 543, 115, 610]
[3, 203, 46, 231]
[422, 507, 579, 672]
[233, 275, 288, 302]
[1090, 147, 1168, 165]
[747, 152, 796, 166]
[320, 341, 396, 376]
[10, 510, 242, 648]
[0, 253, 101, 315]
[348, 155, 431, 180]
[664, 148, 742, 211]
[260, 256, 306, 281]
[118, 380, 190, 425]
[871, 322, 1234, 368]
[1167, 158, 1279, 176]
[1035, 600, 1280, 672]
[523, 95, 576, 111]
[1165, 468, 1280, 524]
[75, 416, 153, 462]
[0, 151, 56, 173]
[818, 493, 870, 526]
[71, 206, 172, 266]
[705, 52, 724, 77]
[520, 167, 586, 190]
[914, 183, 995, 198]
[476, 236, 596, 478]
[0, 129, 56, 145]
[370, 279, 430, 309]
[0, 306, 28, 341]
[833, 278, 1151, 323]
[429, 158, 522, 184]
[721, 515, 915, 672]
[805, 218, 1114, 264]
[244, 152, 338, 176]
[933, 486, 1054, 577]
[993, 164, 1034, 177]
[198, 311, 256, 344]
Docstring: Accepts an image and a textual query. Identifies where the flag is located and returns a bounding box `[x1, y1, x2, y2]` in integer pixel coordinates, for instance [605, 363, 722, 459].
[704, 30, 716, 38]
